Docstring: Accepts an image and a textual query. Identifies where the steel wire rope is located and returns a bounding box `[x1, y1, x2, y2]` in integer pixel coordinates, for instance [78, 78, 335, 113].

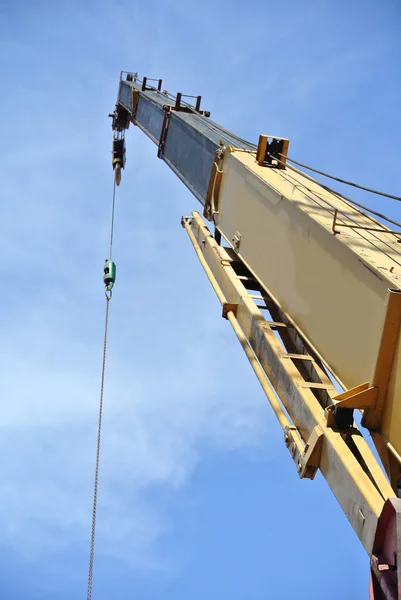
[277, 168, 401, 269]
[279, 153, 401, 202]
[86, 176, 117, 600]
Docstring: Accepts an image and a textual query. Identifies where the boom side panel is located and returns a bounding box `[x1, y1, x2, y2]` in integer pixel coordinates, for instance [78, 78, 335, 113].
[117, 80, 254, 207]
[216, 149, 401, 459]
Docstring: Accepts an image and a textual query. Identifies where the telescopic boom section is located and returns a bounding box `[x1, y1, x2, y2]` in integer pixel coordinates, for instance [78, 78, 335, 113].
[110, 71, 401, 600]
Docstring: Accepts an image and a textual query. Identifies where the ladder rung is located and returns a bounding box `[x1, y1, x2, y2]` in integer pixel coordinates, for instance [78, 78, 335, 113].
[302, 382, 330, 390]
[241, 278, 262, 291]
[282, 353, 314, 361]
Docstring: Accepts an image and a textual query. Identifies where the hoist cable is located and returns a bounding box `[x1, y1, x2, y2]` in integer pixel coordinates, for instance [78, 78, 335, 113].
[109, 179, 117, 261]
[290, 164, 401, 229]
[273, 155, 401, 230]
[87, 295, 110, 600]
[86, 176, 117, 600]
[280, 153, 401, 202]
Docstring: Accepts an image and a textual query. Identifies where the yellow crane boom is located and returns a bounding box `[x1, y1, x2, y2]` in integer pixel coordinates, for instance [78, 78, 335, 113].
[110, 71, 401, 599]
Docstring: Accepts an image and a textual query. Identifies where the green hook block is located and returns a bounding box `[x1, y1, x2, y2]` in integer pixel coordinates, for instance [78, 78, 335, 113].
[104, 260, 116, 291]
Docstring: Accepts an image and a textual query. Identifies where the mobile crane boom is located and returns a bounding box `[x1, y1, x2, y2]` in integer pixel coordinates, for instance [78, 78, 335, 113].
[110, 71, 401, 599]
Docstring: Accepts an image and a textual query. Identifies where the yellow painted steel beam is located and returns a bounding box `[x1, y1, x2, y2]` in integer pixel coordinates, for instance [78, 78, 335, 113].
[208, 147, 401, 481]
[183, 211, 395, 555]
[181, 216, 291, 433]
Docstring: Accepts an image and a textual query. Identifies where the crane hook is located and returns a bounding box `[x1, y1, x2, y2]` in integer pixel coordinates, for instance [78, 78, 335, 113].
[114, 163, 121, 186]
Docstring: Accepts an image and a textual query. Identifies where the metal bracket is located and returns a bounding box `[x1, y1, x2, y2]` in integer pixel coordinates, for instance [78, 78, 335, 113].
[332, 209, 401, 237]
[325, 383, 378, 429]
[109, 104, 131, 132]
[119, 71, 137, 82]
[131, 89, 140, 124]
[142, 76, 162, 92]
[284, 425, 323, 480]
[181, 216, 192, 228]
[125, 72, 138, 82]
[222, 303, 238, 319]
[157, 107, 172, 159]
[256, 135, 289, 169]
[332, 382, 378, 410]
[173, 93, 210, 117]
[232, 231, 241, 253]
[325, 382, 378, 427]
[204, 148, 224, 221]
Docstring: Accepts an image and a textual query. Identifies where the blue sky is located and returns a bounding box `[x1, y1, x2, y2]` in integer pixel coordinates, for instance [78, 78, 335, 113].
[0, 1, 400, 598]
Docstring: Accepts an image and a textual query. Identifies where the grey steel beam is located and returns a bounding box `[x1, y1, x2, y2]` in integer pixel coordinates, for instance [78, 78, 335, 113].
[116, 77, 254, 206]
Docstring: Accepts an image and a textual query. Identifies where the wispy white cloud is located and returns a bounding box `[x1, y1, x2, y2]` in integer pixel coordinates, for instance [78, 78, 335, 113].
[0, 279, 270, 573]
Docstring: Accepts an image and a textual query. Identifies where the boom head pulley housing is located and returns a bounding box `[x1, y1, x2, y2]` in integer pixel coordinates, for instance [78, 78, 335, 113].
[111, 133, 126, 186]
